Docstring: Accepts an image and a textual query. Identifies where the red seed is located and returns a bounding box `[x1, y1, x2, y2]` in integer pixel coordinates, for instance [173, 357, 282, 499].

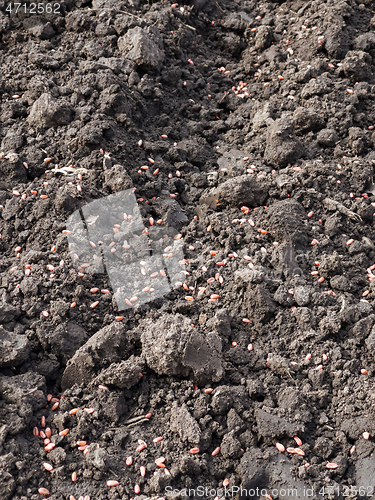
[204, 388, 213, 393]
[350, 445, 356, 454]
[326, 462, 338, 469]
[84, 408, 95, 414]
[45, 443, 55, 451]
[33, 426, 39, 436]
[140, 466, 146, 477]
[38, 488, 50, 495]
[59, 429, 69, 437]
[45, 428, 51, 438]
[361, 369, 368, 375]
[295, 448, 305, 456]
[145, 412, 152, 419]
[363, 432, 370, 440]
[76, 441, 87, 446]
[41, 416, 46, 427]
[44, 438, 50, 445]
[286, 447, 296, 454]
[212, 447, 220, 456]
[42, 311, 49, 318]
[90, 301, 99, 309]
[248, 344, 253, 351]
[126, 456, 133, 465]
[72, 471, 77, 481]
[69, 408, 78, 415]
[135, 484, 140, 494]
[189, 447, 200, 454]
[276, 443, 285, 452]
[107, 480, 119, 487]
[294, 436, 302, 446]
[43, 463, 53, 471]
[243, 318, 251, 323]
[153, 436, 163, 443]
[223, 478, 229, 487]
[40, 431, 46, 439]
[52, 402, 59, 410]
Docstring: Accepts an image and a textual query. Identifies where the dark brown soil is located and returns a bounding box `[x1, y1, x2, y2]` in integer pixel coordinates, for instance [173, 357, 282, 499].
[1, 0, 375, 499]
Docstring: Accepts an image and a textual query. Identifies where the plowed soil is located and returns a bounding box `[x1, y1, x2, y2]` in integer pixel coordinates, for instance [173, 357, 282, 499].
[1, 0, 375, 499]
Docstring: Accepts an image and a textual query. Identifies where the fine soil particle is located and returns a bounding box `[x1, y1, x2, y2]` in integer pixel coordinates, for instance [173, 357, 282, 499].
[1, 0, 375, 498]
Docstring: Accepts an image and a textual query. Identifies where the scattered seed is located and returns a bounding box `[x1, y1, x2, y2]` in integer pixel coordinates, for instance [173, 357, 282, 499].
[361, 369, 368, 375]
[153, 436, 163, 443]
[41, 416, 46, 427]
[76, 441, 87, 446]
[72, 471, 77, 481]
[52, 402, 59, 410]
[126, 456, 133, 465]
[326, 462, 338, 469]
[212, 447, 221, 456]
[33, 427, 39, 436]
[69, 408, 78, 415]
[45, 443, 55, 451]
[107, 480, 119, 487]
[45, 428, 51, 438]
[223, 478, 229, 487]
[276, 443, 285, 452]
[90, 301, 99, 309]
[43, 463, 53, 471]
[84, 408, 95, 414]
[135, 484, 140, 494]
[243, 318, 251, 323]
[189, 447, 200, 454]
[350, 445, 356, 454]
[248, 344, 253, 351]
[59, 429, 69, 437]
[363, 432, 370, 440]
[38, 488, 50, 495]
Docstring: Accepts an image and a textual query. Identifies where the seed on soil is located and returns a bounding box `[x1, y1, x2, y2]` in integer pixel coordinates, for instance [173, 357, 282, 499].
[326, 463, 339, 469]
[276, 443, 285, 452]
[107, 480, 119, 487]
[38, 488, 50, 495]
[135, 484, 140, 494]
[363, 432, 370, 440]
[72, 471, 77, 481]
[43, 463, 53, 471]
[126, 456, 133, 465]
[212, 447, 221, 456]
[153, 436, 163, 443]
[189, 448, 200, 454]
